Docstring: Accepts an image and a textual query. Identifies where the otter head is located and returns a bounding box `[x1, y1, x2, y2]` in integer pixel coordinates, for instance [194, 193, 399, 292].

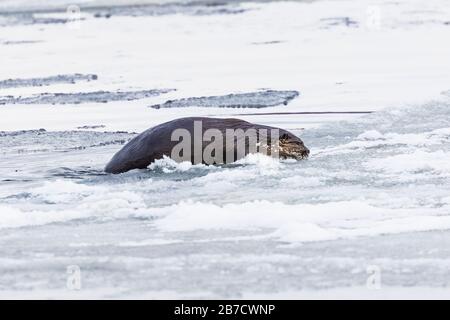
[277, 132, 309, 160]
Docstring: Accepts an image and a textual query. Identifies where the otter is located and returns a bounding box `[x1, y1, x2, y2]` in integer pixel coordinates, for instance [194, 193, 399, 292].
[105, 117, 309, 174]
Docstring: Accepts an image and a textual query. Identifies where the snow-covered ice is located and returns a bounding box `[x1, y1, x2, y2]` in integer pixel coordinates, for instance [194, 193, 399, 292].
[1, 0, 450, 299]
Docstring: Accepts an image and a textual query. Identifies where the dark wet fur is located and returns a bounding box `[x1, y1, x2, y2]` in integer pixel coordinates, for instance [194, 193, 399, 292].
[105, 117, 309, 174]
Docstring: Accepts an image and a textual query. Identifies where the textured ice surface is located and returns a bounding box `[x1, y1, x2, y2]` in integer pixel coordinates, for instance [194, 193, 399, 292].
[1, 100, 450, 297]
[0, 40, 43, 45]
[0, 129, 135, 156]
[320, 16, 358, 28]
[0, 14, 71, 26]
[149, 90, 299, 109]
[0, 1, 249, 26]
[3, 224, 450, 299]
[0, 74, 98, 89]
[0, 89, 174, 105]
[1, 0, 450, 299]
[88, 2, 249, 18]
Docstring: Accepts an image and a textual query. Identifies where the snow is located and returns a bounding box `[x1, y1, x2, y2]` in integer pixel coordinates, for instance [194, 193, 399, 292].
[151, 200, 450, 241]
[1, 0, 450, 131]
[1, 0, 450, 299]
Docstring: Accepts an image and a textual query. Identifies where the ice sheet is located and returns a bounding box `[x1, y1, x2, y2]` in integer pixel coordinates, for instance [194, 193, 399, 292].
[1, 0, 450, 299]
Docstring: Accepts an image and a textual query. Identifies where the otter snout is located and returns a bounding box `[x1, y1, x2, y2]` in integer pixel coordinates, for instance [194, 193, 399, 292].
[300, 147, 310, 159]
[279, 140, 310, 160]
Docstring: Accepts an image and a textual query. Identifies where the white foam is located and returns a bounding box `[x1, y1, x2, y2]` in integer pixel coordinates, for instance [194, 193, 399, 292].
[317, 127, 450, 156]
[148, 156, 214, 173]
[234, 153, 280, 167]
[356, 130, 385, 141]
[146, 153, 282, 175]
[0, 205, 83, 229]
[366, 150, 450, 174]
[0, 181, 150, 229]
[5, 180, 450, 243]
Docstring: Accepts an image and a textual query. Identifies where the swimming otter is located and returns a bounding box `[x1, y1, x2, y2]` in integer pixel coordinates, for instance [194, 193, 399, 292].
[105, 117, 309, 174]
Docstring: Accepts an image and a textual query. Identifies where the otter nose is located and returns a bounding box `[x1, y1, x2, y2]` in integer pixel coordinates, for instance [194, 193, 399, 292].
[302, 148, 310, 158]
